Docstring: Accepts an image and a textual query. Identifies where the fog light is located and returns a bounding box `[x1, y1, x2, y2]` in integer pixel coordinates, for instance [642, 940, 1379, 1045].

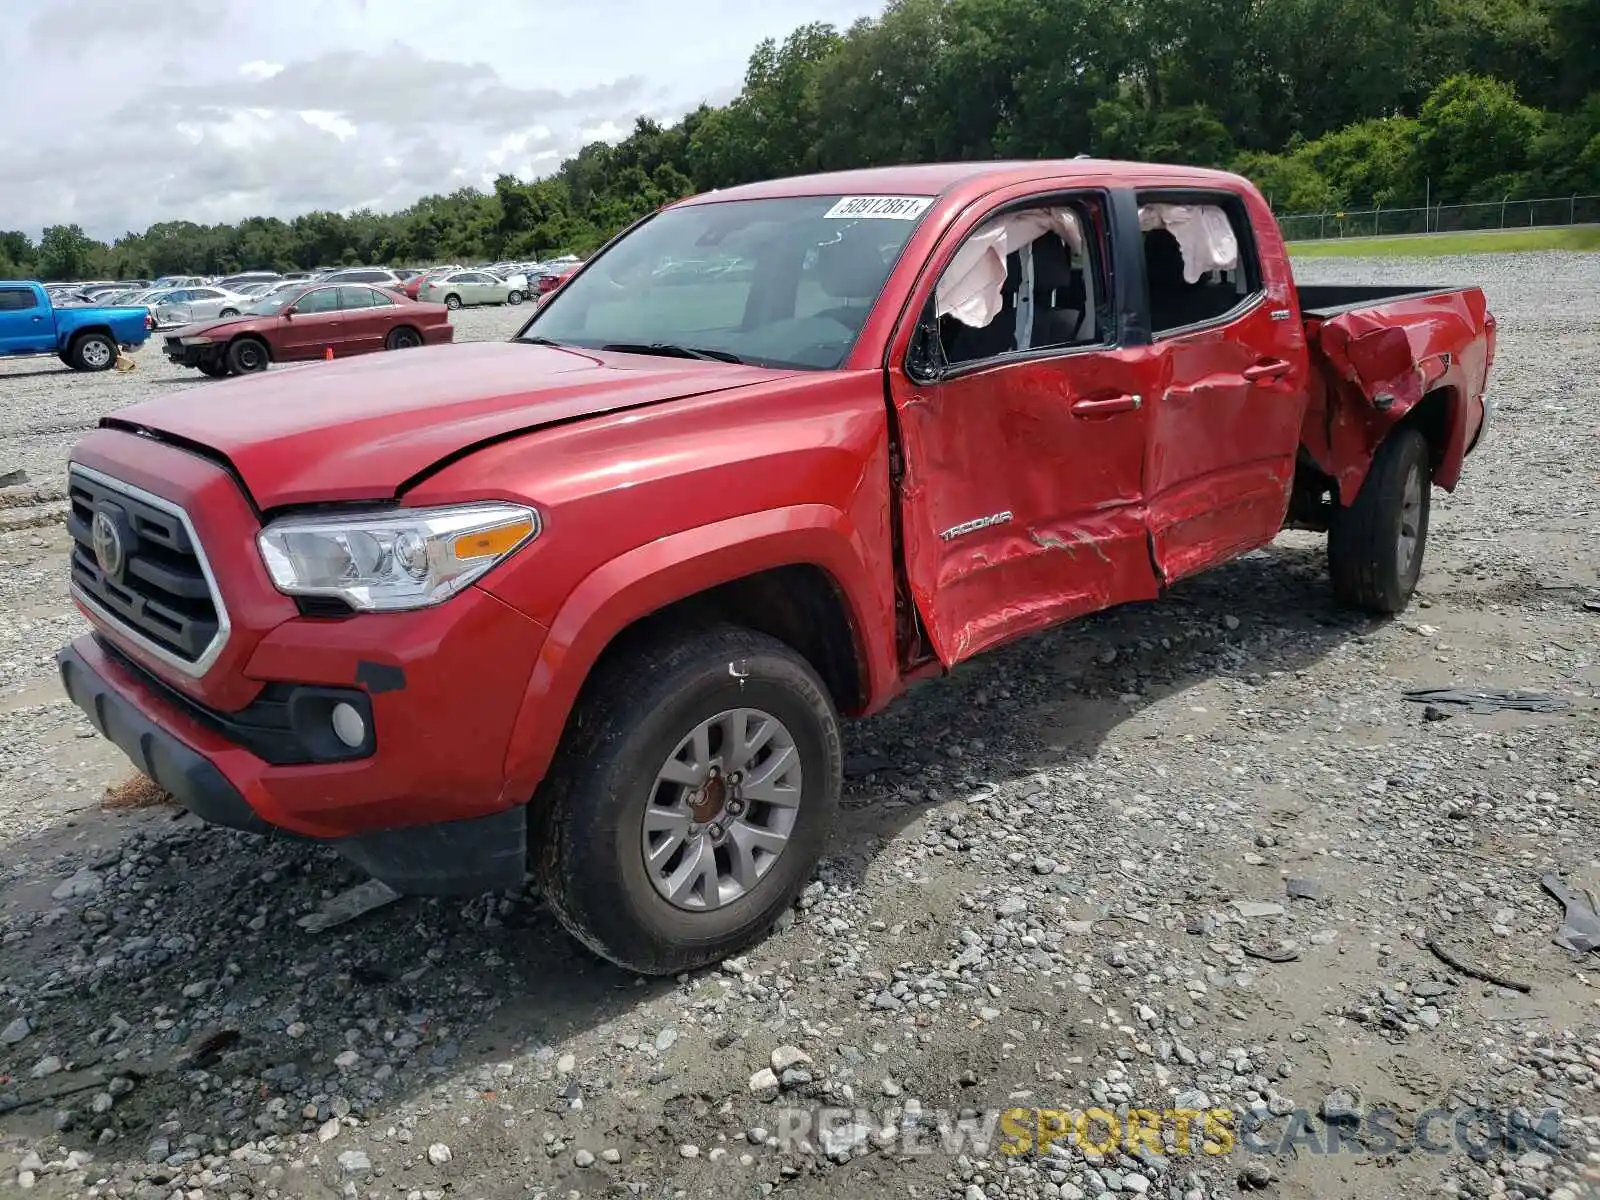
[331, 702, 366, 749]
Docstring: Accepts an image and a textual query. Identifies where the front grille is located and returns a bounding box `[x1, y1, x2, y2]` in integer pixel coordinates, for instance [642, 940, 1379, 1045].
[68, 466, 227, 673]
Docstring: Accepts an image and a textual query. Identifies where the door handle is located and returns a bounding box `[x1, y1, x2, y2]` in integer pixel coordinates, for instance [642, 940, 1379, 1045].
[1071, 393, 1142, 417]
[1243, 358, 1292, 382]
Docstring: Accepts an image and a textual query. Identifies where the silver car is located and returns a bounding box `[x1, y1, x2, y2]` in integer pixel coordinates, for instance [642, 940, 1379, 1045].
[418, 270, 525, 309]
[150, 286, 255, 327]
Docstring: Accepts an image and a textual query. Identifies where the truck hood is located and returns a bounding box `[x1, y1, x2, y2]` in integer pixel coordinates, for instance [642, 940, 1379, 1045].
[107, 341, 800, 509]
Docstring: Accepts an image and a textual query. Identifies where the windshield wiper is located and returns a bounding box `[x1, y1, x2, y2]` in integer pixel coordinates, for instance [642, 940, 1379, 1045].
[519, 336, 569, 348]
[600, 341, 746, 364]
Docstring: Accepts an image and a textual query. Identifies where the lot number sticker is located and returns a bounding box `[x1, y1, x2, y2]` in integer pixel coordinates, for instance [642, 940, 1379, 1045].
[823, 196, 934, 220]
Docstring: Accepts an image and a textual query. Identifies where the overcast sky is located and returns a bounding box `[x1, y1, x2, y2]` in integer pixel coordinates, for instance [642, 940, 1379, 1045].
[0, 0, 886, 242]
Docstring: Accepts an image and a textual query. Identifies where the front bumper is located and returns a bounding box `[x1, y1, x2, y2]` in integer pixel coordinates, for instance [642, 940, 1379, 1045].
[164, 340, 217, 368]
[57, 582, 547, 894]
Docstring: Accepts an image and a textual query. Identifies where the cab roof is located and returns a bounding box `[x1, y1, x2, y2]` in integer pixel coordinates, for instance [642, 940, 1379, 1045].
[674, 159, 1251, 208]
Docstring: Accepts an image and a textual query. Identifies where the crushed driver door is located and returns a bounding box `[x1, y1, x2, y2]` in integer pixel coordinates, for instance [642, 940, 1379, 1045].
[888, 186, 1162, 666]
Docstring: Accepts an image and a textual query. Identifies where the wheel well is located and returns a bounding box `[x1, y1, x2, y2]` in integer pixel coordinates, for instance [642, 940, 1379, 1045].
[68, 325, 113, 344]
[1398, 387, 1455, 474]
[389, 324, 421, 342]
[591, 565, 865, 714]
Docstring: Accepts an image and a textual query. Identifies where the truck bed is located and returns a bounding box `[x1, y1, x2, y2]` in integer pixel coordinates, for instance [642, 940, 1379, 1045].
[1295, 283, 1468, 320]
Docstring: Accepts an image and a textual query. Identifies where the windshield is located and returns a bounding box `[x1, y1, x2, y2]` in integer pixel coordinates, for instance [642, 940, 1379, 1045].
[245, 289, 300, 315]
[517, 194, 931, 370]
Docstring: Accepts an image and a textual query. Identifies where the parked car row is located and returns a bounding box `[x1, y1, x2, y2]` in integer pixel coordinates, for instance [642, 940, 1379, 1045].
[18, 255, 584, 377]
[46, 257, 583, 318]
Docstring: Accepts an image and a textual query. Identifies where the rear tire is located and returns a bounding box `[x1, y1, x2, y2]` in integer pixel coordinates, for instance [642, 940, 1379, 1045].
[386, 326, 423, 350]
[226, 337, 269, 375]
[1328, 427, 1431, 613]
[69, 332, 117, 372]
[535, 625, 842, 975]
[444, 294, 462, 310]
[219, 308, 239, 318]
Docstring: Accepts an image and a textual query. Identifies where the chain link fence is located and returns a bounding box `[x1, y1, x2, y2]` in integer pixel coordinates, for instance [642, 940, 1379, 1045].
[1275, 195, 1600, 241]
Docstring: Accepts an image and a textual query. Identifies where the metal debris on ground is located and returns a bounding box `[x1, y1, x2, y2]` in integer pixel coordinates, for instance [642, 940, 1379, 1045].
[1286, 878, 1326, 901]
[1539, 874, 1600, 954]
[295, 880, 402, 932]
[1426, 936, 1533, 994]
[1243, 939, 1301, 963]
[1401, 686, 1569, 715]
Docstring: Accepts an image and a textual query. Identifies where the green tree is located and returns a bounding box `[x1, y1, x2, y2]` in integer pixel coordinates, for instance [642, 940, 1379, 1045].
[35, 224, 98, 280]
[1418, 73, 1545, 199]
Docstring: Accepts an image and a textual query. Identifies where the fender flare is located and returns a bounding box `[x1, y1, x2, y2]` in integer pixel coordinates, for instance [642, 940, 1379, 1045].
[497, 503, 897, 805]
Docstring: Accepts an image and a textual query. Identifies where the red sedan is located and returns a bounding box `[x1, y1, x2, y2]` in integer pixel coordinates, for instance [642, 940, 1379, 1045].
[401, 269, 450, 300]
[534, 263, 579, 300]
[162, 282, 453, 376]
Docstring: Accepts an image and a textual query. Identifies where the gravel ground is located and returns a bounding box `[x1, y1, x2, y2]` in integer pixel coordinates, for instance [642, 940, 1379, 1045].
[0, 257, 1596, 1200]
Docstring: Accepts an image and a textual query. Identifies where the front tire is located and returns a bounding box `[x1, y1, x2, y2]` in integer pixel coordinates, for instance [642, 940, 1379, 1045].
[225, 337, 269, 375]
[70, 332, 117, 372]
[197, 359, 229, 378]
[1328, 427, 1431, 613]
[444, 294, 463, 310]
[219, 308, 239, 318]
[535, 626, 842, 975]
[507, 290, 524, 305]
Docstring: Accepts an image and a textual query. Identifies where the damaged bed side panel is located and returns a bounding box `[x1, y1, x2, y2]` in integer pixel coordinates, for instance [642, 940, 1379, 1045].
[1304, 287, 1494, 502]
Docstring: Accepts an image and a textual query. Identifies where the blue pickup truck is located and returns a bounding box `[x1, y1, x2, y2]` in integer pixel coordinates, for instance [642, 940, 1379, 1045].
[0, 281, 153, 371]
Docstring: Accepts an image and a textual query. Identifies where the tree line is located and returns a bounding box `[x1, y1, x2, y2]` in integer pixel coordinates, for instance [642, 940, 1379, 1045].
[6, 0, 1597, 281]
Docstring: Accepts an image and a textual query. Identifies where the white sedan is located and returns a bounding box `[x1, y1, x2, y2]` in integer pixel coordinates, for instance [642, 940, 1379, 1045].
[149, 286, 257, 328]
[418, 270, 526, 310]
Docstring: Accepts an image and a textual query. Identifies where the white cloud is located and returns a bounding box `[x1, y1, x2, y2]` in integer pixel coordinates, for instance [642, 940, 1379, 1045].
[579, 119, 627, 145]
[300, 110, 359, 141]
[240, 60, 284, 81]
[3, 0, 890, 239]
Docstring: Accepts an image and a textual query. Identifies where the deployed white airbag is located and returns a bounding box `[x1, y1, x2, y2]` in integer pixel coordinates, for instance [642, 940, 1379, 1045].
[936, 209, 1083, 328]
[1138, 204, 1239, 283]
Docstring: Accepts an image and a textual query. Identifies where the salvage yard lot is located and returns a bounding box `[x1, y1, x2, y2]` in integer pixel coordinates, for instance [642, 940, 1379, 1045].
[0, 256, 1596, 1200]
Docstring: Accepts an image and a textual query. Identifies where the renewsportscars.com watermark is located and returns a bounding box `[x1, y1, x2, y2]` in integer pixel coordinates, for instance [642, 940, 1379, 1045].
[769, 1101, 1567, 1160]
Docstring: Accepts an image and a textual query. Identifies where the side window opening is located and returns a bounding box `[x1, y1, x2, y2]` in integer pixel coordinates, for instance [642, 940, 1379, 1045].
[1138, 198, 1258, 335]
[933, 201, 1109, 369]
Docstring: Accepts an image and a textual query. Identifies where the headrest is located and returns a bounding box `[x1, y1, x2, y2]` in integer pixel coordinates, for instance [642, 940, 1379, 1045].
[1032, 231, 1076, 287]
[1144, 229, 1187, 288]
[813, 237, 891, 300]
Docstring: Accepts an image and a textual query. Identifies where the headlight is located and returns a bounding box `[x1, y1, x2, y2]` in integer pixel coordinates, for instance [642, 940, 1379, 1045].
[257, 502, 539, 611]
[179, 336, 213, 345]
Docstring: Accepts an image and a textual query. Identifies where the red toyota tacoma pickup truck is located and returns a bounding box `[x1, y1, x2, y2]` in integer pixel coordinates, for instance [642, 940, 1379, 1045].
[55, 161, 1495, 974]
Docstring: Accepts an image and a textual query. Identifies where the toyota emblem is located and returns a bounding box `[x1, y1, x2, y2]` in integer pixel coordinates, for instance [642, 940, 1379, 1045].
[91, 510, 125, 579]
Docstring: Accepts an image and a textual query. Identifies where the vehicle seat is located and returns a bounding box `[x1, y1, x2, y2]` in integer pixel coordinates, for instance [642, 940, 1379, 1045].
[1031, 232, 1086, 348]
[1144, 228, 1197, 331]
[806, 238, 892, 326]
[942, 251, 1022, 363]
